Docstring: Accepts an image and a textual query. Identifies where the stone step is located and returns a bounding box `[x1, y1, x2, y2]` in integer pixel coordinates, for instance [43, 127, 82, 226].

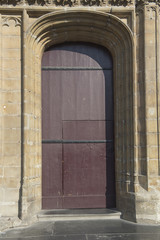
[37, 209, 121, 221]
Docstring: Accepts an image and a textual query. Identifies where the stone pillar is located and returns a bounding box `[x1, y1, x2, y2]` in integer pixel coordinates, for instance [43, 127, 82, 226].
[20, 11, 42, 222]
[135, 1, 160, 223]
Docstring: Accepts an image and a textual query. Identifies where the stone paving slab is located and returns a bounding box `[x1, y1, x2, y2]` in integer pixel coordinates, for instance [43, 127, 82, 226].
[0, 219, 160, 240]
[0, 222, 54, 238]
[87, 233, 160, 240]
[1, 235, 160, 240]
[53, 219, 160, 235]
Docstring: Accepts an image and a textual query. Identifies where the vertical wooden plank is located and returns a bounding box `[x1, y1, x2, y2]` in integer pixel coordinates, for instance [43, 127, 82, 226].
[42, 71, 62, 140]
[42, 144, 62, 209]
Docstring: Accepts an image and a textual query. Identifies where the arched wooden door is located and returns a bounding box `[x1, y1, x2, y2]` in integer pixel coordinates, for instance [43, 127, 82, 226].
[42, 43, 115, 209]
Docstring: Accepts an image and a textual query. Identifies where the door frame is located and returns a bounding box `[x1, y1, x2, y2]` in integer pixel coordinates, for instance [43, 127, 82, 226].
[20, 10, 135, 222]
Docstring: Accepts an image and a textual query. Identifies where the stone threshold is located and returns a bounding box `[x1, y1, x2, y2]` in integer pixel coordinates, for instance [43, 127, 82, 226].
[37, 208, 121, 221]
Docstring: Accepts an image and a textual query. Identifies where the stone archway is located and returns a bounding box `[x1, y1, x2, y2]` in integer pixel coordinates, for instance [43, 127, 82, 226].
[21, 10, 135, 222]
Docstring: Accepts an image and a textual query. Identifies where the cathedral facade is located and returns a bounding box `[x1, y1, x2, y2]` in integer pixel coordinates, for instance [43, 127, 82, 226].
[0, 0, 160, 230]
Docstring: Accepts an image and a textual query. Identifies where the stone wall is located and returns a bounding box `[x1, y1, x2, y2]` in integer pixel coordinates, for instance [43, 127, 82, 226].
[0, 14, 22, 229]
[0, 0, 160, 231]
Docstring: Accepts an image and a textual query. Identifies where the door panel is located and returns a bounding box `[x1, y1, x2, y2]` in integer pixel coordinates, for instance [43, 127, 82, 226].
[63, 143, 106, 193]
[42, 144, 62, 198]
[42, 71, 62, 140]
[63, 121, 106, 140]
[61, 70, 106, 121]
[42, 42, 115, 209]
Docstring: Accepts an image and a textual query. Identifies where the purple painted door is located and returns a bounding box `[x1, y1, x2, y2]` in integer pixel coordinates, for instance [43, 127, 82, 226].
[42, 43, 115, 209]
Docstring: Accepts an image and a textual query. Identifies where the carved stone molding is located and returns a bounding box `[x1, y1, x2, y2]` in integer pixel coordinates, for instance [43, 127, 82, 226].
[136, 0, 160, 6]
[81, 0, 103, 6]
[2, 16, 22, 27]
[55, 0, 76, 6]
[0, 0, 134, 5]
[146, 5, 157, 11]
[109, 0, 133, 6]
[0, 0, 52, 5]
[26, 0, 51, 5]
[2, 0, 160, 6]
[0, 0, 22, 5]
[136, 0, 160, 16]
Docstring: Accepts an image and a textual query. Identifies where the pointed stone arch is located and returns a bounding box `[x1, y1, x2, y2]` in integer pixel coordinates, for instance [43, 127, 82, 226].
[21, 10, 135, 222]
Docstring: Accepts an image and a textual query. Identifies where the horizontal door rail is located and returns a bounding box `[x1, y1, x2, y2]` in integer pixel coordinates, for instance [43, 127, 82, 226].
[42, 139, 113, 144]
[42, 66, 112, 71]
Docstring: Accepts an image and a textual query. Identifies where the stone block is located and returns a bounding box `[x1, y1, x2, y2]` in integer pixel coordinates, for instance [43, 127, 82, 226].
[3, 177, 20, 188]
[146, 80, 156, 92]
[145, 33, 156, 45]
[0, 167, 4, 177]
[4, 188, 19, 202]
[2, 116, 21, 129]
[0, 204, 18, 217]
[2, 59, 21, 71]
[145, 46, 156, 59]
[3, 143, 20, 156]
[2, 80, 20, 90]
[2, 91, 21, 104]
[3, 128, 21, 143]
[4, 167, 20, 178]
[148, 160, 158, 175]
[2, 48, 20, 59]
[147, 120, 158, 133]
[2, 36, 20, 49]
[144, 19, 155, 34]
[3, 156, 20, 167]
[2, 69, 21, 79]
[145, 58, 156, 71]
[0, 155, 3, 165]
[144, 70, 156, 81]
[149, 146, 158, 160]
[146, 107, 157, 118]
[0, 188, 5, 202]
[2, 25, 21, 36]
[147, 133, 158, 145]
[149, 178, 160, 190]
[2, 103, 21, 115]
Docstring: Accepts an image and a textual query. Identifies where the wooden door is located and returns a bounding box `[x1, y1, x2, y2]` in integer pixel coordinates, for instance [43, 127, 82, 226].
[42, 43, 115, 209]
